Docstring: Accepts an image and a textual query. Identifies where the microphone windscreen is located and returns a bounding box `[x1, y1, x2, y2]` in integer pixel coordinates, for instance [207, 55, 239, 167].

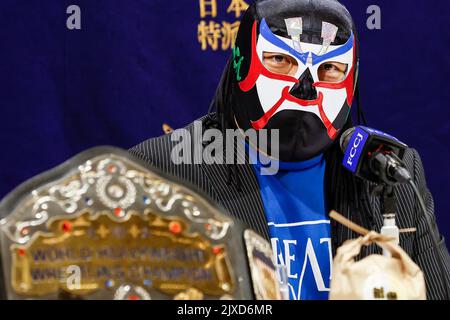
[339, 127, 355, 152]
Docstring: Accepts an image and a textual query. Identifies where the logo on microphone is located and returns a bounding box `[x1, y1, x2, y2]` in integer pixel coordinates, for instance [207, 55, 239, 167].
[343, 127, 369, 173]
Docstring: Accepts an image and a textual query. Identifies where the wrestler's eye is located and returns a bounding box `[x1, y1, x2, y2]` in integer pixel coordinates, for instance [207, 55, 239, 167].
[263, 52, 298, 76]
[318, 61, 348, 82]
[273, 55, 286, 63]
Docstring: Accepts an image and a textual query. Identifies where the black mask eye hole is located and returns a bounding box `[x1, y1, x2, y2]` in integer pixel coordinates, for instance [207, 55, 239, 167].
[317, 61, 348, 82]
[262, 52, 298, 76]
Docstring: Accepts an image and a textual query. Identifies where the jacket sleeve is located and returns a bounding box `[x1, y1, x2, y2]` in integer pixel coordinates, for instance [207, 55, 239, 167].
[408, 148, 450, 300]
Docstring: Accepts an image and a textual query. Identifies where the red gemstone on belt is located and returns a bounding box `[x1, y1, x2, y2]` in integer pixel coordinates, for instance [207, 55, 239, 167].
[169, 221, 182, 234]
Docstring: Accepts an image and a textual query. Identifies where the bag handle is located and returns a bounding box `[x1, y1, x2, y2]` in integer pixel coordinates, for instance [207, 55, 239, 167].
[329, 210, 394, 242]
[329, 210, 422, 275]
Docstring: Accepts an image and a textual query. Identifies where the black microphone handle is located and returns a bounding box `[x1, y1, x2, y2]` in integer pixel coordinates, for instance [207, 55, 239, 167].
[369, 152, 412, 185]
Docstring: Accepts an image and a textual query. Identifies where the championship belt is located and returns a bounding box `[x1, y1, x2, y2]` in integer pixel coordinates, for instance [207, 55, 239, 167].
[0, 147, 281, 300]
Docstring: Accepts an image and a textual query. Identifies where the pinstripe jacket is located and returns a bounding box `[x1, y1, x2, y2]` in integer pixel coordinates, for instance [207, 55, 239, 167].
[129, 115, 450, 300]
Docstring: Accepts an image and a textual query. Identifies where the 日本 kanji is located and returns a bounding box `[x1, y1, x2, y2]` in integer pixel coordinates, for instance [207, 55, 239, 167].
[227, 0, 249, 18]
[197, 0, 247, 51]
[199, 0, 217, 18]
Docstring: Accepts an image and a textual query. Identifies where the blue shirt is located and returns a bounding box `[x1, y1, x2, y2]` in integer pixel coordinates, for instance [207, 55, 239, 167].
[248, 146, 332, 300]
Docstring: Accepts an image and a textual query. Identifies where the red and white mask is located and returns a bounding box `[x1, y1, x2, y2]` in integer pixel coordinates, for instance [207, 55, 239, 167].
[231, 1, 358, 162]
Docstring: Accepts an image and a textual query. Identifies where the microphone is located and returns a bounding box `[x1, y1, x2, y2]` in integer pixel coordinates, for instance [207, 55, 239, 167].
[340, 126, 450, 299]
[340, 126, 411, 185]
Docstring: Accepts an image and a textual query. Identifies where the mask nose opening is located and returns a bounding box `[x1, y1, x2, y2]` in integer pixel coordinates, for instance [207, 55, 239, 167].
[289, 68, 317, 101]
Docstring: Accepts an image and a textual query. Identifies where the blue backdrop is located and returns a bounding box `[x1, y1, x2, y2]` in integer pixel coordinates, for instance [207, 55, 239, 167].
[0, 0, 449, 244]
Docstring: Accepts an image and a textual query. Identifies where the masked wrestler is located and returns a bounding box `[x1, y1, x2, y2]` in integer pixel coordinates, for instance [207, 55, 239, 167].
[130, 0, 450, 299]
